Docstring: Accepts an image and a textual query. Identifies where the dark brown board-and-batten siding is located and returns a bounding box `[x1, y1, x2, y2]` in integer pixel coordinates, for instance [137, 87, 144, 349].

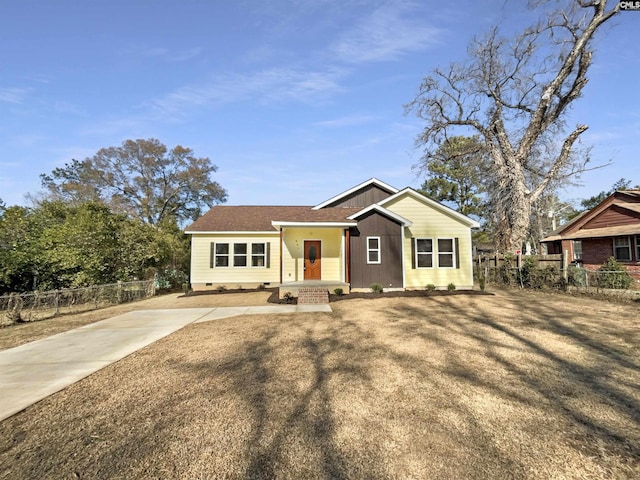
[349, 211, 403, 288]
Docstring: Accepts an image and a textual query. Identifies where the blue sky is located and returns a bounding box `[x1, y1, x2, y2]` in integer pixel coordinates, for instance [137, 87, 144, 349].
[1, 0, 638, 209]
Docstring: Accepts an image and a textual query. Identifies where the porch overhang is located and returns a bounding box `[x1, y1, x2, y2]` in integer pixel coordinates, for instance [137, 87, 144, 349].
[271, 221, 356, 228]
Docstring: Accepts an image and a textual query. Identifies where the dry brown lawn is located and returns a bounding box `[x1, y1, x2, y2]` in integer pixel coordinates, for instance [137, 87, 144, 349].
[1, 289, 639, 479]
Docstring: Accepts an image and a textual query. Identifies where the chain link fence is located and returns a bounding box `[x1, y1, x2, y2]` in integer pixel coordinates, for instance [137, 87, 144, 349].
[0, 280, 155, 326]
[475, 255, 639, 299]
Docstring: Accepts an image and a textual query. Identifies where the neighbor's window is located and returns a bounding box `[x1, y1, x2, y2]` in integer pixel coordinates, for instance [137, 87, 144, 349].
[437, 238, 455, 268]
[636, 236, 640, 262]
[252, 243, 267, 267]
[367, 237, 381, 264]
[613, 236, 631, 262]
[233, 243, 248, 267]
[572, 240, 583, 261]
[214, 243, 229, 267]
[415, 238, 433, 268]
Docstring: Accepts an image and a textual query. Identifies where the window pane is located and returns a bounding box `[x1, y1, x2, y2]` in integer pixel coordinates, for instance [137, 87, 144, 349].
[614, 237, 631, 261]
[368, 238, 379, 249]
[417, 254, 432, 268]
[234, 243, 247, 254]
[417, 239, 432, 253]
[439, 253, 453, 268]
[615, 248, 631, 262]
[215, 256, 229, 267]
[215, 243, 229, 254]
[252, 243, 265, 254]
[252, 256, 265, 267]
[234, 255, 247, 267]
[438, 238, 453, 252]
[368, 251, 379, 263]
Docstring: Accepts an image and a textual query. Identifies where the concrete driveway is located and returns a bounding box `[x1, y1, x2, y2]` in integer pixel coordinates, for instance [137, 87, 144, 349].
[0, 304, 331, 421]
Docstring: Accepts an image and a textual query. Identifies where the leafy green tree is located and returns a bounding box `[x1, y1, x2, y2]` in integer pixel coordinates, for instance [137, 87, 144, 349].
[417, 135, 488, 219]
[0, 200, 190, 294]
[40, 138, 227, 226]
[0, 205, 37, 292]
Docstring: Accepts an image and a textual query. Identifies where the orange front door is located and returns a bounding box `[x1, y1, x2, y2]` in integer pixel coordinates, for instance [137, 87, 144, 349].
[304, 240, 321, 280]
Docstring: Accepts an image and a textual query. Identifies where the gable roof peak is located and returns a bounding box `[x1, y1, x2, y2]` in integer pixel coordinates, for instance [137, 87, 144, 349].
[312, 178, 399, 210]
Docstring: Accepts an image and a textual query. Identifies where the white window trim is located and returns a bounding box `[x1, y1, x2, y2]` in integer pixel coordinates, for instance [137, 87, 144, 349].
[437, 237, 456, 269]
[572, 240, 583, 261]
[613, 236, 632, 262]
[367, 236, 381, 264]
[251, 242, 267, 268]
[214, 243, 230, 268]
[415, 238, 434, 269]
[233, 243, 249, 268]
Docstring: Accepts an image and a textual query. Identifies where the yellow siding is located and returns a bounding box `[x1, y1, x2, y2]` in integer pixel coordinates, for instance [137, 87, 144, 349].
[190, 234, 280, 288]
[385, 195, 475, 289]
[281, 228, 344, 282]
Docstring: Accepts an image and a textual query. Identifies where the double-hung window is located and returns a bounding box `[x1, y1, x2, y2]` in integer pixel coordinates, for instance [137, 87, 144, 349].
[252, 243, 267, 267]
[614, 237, 631, 262]
[573, 240, 583, 261]
[437, 238, 455, 268]
[233, 243, 248, 267]
[367, 237, 381, 264]
[415, 239, 433, 268]
[214, 243, 229, 267]
[636, 236, 640, 262]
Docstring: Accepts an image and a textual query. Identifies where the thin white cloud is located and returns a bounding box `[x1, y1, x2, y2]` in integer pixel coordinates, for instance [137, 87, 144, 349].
[331, 2, 442, 64]
[150, 67, 347, 115]
[313, 114, 379, 128]
[0, 87, 30, 104]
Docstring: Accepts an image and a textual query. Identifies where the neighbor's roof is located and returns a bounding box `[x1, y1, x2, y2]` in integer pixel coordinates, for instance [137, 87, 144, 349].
[185, 206, 361, 232]
[543, 223, 640, 241]
[613, 201, 640, 215]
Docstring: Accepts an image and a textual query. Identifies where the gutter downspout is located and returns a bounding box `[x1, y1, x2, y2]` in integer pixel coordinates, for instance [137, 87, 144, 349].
[280, 228, 283, 284]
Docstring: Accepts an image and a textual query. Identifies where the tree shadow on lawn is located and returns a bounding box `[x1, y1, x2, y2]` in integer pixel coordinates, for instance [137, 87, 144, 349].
[174, 307, 531, 479]
[383, 293, 640, 469]
[3, 292, 638, 479]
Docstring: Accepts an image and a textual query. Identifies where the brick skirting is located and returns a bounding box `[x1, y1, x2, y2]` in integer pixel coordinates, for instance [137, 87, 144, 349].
[297, 287, 329, 305]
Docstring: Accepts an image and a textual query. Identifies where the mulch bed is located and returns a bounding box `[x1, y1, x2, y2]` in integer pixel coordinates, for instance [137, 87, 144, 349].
[181, 286, 493, 304]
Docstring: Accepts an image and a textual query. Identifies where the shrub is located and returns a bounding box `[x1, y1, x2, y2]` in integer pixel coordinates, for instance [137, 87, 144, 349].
[333, 288, 344, 296]
[370, 283, 383, 294]
[257, 284, 266, 290]
[597, 257, 633, 290]
[447, 283, 456, 291]
[425, 284, 436, 291]
[216, 285, 227, 292]
[478, 278, 485, 291]
[283, 291, 295, 303]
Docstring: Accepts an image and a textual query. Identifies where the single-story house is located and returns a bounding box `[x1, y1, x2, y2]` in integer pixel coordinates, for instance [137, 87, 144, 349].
[541, 189, 640, 280]
[185, 178, 480, 294]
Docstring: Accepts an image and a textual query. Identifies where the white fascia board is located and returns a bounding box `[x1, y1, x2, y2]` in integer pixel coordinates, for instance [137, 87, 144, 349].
[312, 178, 399, 210]
[184, 230, 278, 235]
[347, 204, 413, 227]
[378, 188, 481, 228]
[271, 221, 356, 228]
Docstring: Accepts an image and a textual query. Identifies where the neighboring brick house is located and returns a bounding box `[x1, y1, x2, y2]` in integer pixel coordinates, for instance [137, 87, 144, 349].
[541, 190, 640, 281]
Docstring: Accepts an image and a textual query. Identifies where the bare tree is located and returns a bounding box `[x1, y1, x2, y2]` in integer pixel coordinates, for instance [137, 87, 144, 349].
[407, 0, 620, 253]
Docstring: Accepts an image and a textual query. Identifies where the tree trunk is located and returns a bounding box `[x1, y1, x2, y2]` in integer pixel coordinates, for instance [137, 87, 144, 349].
[493, 158, 531, 253]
